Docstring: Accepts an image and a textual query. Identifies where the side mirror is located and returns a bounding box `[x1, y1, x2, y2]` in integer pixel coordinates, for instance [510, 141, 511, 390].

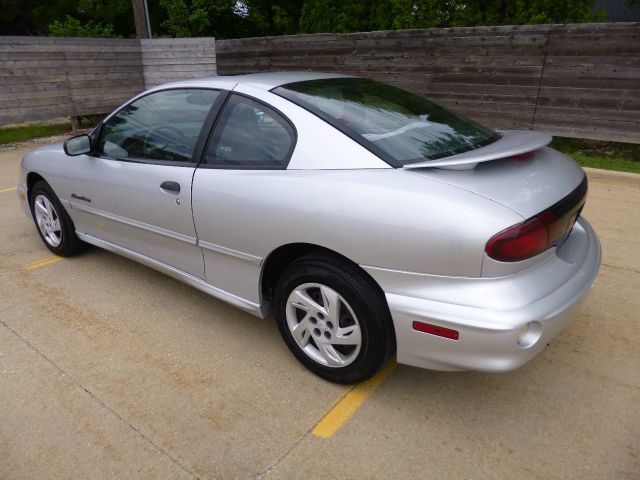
[63, 134, 91, 156]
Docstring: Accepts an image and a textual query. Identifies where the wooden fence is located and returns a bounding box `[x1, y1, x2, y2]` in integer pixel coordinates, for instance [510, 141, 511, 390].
[2, 25, 638, 143]
[140, 37, 216, 88]
[0, 37, 216, 125]
[217, 23, 639, 143]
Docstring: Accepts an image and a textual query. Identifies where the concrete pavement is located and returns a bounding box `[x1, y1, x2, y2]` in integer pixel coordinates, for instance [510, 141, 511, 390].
[0, 140, 638, 479]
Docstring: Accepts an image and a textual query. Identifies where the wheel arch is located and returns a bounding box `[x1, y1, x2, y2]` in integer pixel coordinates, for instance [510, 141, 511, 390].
[26, 172, 47, 201]
[260, 242, 391, 314]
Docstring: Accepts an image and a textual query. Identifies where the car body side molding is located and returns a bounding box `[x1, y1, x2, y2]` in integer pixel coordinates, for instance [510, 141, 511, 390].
[71, 201, 197, 245]
[198, 240, 263, 266]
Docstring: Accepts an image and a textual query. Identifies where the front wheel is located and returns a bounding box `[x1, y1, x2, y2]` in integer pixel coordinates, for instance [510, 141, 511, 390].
[30, 180, 82, 257]
[274, 254, 395, 384]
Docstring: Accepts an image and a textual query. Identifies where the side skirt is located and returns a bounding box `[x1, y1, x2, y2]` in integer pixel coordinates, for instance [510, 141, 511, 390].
[76, 232, 268, 319]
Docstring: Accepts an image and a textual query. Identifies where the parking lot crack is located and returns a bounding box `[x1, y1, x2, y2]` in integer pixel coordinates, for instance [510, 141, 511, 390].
[602, 263, 640, 275]
[256, 385, 357, 479]
[255, 427, 315, 480]
[0, 318, 200, 480]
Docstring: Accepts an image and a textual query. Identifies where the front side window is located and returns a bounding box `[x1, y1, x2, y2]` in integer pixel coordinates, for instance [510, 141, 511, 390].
[204, 94, 295, 169]
[274, 78, 499, 166]
[98, 89, 219, 163]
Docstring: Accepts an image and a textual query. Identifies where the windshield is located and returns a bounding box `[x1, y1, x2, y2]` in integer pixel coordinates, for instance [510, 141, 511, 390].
[273, 78, 500, 167]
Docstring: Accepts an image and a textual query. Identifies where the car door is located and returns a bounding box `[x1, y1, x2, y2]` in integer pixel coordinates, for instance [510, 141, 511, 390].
[64, 88, 223, 278]
[192, 93, 296, 303]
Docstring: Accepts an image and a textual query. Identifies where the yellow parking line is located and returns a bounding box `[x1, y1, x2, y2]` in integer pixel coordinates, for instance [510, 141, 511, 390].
[0, 187, 16, 193]
[24, 256, 62, 270]
[313, 360, 397, 439]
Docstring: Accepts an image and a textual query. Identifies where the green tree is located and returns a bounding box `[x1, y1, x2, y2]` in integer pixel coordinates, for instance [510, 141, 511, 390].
[49, 13, 118, 37]
[156, 0, 266, 38]
[374, 0, 447, 30]
[244, 0, 305, 35]
[446, 0, 606, 27]
[0, 0, 77, 35]
[159, 0, 210, 36]
[74, 0, 135, 37]
[300, 0, 370, 33]
[0, 0, 618, 38]
[299, 0, 606, 34]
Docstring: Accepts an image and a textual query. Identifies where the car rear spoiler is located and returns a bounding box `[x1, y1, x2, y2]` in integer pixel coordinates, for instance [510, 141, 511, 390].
[402, 130, 553, 171]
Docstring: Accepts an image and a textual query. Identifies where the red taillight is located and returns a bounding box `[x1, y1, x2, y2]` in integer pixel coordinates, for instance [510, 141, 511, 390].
[508, 151, 535, 162]
[485, 176, 588, 263]
[485, 217, 549, 262]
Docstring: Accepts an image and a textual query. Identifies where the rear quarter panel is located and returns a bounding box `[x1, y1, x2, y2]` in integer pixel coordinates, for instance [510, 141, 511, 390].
[191, 168, 524, 303]
[410, 147, 585, 219]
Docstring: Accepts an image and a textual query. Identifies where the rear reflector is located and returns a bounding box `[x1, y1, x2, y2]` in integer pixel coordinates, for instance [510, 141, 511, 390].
[412, 321, 459, 340]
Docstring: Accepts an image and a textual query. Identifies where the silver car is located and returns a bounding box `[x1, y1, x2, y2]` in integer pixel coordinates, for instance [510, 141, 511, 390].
[18, 72, 601, 383]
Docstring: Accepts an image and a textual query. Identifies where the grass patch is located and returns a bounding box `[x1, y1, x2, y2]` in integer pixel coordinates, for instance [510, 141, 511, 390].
[551, 137, 640, 174]
[564, 153, 640, 174]
[0, 123, 72, 145]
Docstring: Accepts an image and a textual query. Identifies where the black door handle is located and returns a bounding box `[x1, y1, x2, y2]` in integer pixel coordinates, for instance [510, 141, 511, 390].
[160, 181, 180, 193]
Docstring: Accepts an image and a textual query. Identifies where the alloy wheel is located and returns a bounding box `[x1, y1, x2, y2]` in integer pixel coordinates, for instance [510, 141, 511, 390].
[33, 194, 62, 248]
[285, 282, 362, 368]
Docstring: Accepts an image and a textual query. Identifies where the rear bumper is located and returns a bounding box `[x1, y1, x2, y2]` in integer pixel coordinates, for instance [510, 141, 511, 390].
[364, 217, 601, 372]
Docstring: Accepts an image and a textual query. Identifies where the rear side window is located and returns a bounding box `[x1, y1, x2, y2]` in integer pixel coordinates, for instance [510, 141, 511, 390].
[204, 94, 295, 169]
[97, 88, 219, 163]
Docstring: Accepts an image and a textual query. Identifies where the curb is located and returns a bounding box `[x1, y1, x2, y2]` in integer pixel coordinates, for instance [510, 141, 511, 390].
[584, 167, 640, 188]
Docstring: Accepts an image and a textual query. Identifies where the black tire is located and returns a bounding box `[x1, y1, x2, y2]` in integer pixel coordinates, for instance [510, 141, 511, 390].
[30, 180, 82, 257]
[274, 253, 395, 384]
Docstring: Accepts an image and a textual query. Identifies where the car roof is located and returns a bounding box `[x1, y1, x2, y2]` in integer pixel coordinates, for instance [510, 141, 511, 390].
[160, 71, 355, 91]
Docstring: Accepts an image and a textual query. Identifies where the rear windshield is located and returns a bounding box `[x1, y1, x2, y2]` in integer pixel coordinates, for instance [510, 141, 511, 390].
[273, 78, 500, 167]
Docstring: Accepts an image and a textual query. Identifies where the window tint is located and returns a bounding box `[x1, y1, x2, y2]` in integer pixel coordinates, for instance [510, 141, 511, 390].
[274, 78, 499, 166]
[205, 94, 294, 169]
[98, 89, 219, 163]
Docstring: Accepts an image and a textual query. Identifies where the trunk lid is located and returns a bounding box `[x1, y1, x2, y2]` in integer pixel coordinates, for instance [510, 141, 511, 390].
[406, 131, 586, 219]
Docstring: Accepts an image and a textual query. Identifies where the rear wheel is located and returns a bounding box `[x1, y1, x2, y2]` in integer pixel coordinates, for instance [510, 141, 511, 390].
[30, 180, 82, 257]
[274, 254, 395, 384]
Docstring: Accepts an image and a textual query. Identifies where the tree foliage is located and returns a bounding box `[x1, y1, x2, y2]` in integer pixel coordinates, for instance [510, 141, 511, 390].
[299, 0, 606, 33]
[0, 0, 134, 36]
[0, 0, 618, 38]
[49, 14, 118, 37]
[158, 0, 209, 37]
